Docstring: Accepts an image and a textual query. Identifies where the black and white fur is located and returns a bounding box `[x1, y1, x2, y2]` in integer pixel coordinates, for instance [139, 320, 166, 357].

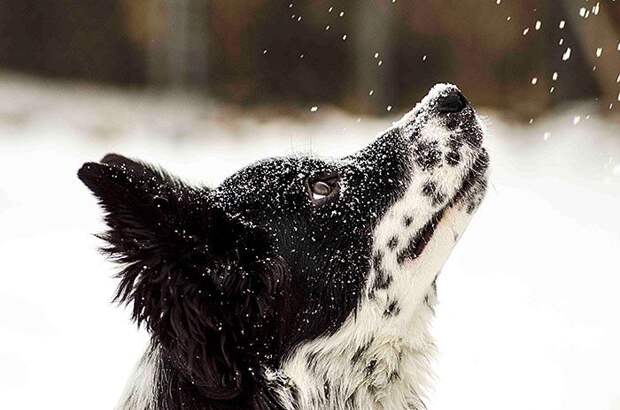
[79, 84, 489, 410]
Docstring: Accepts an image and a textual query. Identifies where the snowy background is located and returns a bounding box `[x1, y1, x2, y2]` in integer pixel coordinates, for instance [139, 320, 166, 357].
[0, 74, 619, 409]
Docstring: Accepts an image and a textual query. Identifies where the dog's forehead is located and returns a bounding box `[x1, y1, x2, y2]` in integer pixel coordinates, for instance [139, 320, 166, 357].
[215, 155, 333, 208]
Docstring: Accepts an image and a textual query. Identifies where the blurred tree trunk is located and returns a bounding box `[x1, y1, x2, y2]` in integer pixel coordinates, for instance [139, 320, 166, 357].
[147, 0, 209, 90]
[353, 0, 395, 114]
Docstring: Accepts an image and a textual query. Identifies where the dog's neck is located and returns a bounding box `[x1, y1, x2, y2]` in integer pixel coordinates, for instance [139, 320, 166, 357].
[118, 288, 437, 410]
[277, 286, 438, 410]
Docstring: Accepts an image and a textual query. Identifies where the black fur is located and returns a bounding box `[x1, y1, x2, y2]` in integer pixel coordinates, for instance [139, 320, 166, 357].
[387, 236, 399, 250]
[445, 150, 461, 166]
[78, 127, 410, 409]
[79, 155, 288, 407]
[412, 140, 442, 171]
[422, 181, 446, 206]
[351, 338, 373, 364]
[383, 300, 401, 317]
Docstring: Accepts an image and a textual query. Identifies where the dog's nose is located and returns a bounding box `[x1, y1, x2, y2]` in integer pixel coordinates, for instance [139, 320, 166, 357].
[436, 90, 468, 113]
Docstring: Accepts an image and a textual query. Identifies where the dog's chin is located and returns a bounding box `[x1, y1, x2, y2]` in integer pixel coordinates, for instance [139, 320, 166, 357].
[402, 148, 489, 266]
[448, 148, 490, 209]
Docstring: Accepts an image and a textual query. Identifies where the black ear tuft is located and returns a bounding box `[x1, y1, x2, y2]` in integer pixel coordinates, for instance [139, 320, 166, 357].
[78, 154, 211, 263]
[100, 152, 136, 165]
[78, 153, 216, 309]
[78, 154, 284, 401]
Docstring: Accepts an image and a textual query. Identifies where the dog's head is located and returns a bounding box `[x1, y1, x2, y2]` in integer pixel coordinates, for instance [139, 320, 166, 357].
[79, 84, 488, 404]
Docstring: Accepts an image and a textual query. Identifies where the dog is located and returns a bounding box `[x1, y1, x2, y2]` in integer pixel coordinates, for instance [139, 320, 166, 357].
[78, 84, 489, 410]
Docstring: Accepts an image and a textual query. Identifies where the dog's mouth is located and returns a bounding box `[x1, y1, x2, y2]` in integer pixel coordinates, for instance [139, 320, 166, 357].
[398, 150, 489, 264]
[397, 209, 445, 263]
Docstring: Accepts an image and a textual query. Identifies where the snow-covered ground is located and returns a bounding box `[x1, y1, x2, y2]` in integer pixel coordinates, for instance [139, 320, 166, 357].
[0, 74, 619, 409]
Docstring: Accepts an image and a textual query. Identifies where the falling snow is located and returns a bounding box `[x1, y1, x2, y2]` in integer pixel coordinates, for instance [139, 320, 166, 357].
[2, 0, 620, 402]
[0, 75, 619, 410]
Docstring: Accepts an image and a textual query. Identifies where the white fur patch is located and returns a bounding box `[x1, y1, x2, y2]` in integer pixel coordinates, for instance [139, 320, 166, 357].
[116, 345, 160, 410]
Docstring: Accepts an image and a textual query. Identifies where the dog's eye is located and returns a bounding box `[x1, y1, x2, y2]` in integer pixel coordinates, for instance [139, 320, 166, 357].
[311, 181, 332, 199]
[307, 174, 339, 205]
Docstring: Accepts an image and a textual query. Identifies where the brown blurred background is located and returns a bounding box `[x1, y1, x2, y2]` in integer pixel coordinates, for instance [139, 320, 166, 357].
[0, 0, 618, 118]
[1, 4, 620, 409]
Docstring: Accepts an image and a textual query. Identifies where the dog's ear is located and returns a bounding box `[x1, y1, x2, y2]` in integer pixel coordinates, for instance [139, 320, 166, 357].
[78, 154, 284, 400]
[78, 153, 213, 266]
